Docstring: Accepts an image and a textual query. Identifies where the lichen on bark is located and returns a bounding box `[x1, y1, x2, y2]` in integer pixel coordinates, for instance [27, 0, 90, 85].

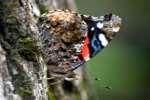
[0, 0, 47, 100]
[0, 0, 93, 100]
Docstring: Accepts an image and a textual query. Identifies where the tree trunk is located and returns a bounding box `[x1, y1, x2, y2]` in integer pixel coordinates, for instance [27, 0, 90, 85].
[0, 0, 94, 100]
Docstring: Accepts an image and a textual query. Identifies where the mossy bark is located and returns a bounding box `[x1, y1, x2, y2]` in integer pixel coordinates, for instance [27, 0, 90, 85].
[0, 0, 94, 100]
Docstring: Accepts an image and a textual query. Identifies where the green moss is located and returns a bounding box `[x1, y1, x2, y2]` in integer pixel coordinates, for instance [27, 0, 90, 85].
[17, 48, 37, 61]
[39, 4, 52, 14]
[0, 38, 12, 50]
[18, 37, 35, 44]
[47, 87, 56, 100]
[17, 36, 40, 61]
[10, 49, 22, 63]
[19, 87, 33, 97]
[0, 1, 19, 8]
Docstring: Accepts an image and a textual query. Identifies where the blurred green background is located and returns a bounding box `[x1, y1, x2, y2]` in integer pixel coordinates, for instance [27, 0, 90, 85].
[76, 0, 150, 100]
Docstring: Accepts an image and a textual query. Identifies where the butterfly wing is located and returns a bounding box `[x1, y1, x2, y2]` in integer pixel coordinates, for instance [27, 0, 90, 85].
[40, 10, 121, 74]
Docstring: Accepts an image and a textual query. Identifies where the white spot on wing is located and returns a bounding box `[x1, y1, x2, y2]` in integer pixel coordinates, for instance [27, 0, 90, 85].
[113, 27, 120, 32]
[96, 22, 103, 29]
[99, 34, 108, 47]
[91, 27, 95, 31]
[84, 56, 90, 61]
[74, 44, 83, 52]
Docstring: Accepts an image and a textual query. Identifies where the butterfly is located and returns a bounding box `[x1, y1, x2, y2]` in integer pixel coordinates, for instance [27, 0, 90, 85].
[39, 10, 122, 75]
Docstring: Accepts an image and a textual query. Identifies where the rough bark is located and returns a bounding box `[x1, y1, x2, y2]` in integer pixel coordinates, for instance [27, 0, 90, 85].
[0, 0, 93, 100]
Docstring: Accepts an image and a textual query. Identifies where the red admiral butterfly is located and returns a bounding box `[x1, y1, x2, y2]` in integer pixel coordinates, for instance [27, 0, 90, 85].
[39, 9, 122, 75]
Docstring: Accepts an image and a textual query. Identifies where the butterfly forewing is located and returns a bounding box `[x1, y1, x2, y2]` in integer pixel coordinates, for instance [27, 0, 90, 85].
[40, 10, 121, 74]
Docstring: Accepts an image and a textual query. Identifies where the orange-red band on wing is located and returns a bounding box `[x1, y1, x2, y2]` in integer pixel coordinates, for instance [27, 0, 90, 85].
[80, 37, 90, 59]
